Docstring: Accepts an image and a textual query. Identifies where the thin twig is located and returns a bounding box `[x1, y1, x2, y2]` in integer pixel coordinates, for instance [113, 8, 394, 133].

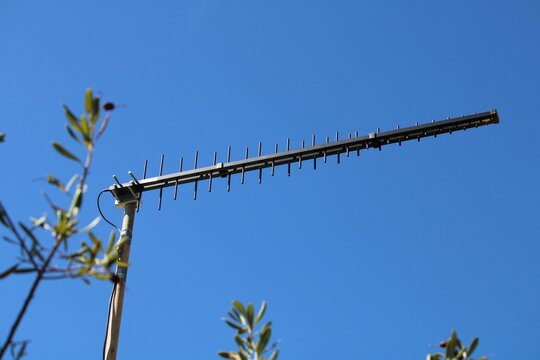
[0, 201, 38, 270]
[0, 234, 64, 358]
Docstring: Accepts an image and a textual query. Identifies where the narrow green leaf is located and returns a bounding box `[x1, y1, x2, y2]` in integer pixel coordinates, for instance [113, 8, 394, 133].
[468, 337, 479, 356]
[232, 300, 247, 317]
[255, 301, 267, 325]
[268, 349, 280, 360]
[261, 321, 272, 333]
[46, 174, 65, 191]
[91, 97, 100, 125]
[224, 319, 244, 332]
[52, 142, 81, 163]
[256, 327, 271, 355]
[446, 331, 457, 358]
[91, 272, 112, 280]
[66, 125, 82, 144]
[232, 308, 242, 321]
[80, 115, 90, 140]
[217, 351, 239, 360]
[63, 105, 81, 132]
[85, 88, 93, 113]
[234, 334, 246, 350]
[88, 231, 102, 248]
[106, 231, 116, 255]
[238, 350, 248, 360]
[246, 303, 254, 329]
[228, 310, 241, 323]
[69, 187, 83, 215]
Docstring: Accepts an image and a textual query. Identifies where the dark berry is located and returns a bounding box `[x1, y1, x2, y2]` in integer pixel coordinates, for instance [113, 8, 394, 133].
[103, 102, 115, 111]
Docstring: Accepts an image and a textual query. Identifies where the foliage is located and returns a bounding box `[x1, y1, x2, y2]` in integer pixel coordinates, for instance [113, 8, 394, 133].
[0, 89, 117, 358]
[427, 331, 487, 360]
[218, 300, 280, 360]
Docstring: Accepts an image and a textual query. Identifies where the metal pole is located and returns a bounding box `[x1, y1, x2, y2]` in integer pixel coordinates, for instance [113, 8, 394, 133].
[104, 200, 137, 360]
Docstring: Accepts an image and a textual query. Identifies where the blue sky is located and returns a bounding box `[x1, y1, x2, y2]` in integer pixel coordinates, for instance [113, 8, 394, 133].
[1, 0, 539, 358]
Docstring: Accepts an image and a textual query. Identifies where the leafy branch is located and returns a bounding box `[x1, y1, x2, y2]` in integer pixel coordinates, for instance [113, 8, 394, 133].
[427, 330, 487, 360]
[0, 89, 118, 358]
[218, 300, 280, 360]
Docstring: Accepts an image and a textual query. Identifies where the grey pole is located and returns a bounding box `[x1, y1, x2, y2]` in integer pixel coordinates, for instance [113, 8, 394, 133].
[104, 200, 137, 360]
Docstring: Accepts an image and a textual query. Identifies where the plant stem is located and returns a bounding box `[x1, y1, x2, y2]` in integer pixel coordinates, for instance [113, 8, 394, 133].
[0, 235, 64, 358]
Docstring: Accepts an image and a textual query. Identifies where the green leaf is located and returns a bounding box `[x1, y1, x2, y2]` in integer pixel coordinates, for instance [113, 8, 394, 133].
[234, 334, 246, 350]
[228, 310, 241, 323]
[63, 105, 81, 132]
[91, 97, 100, 124]
[46, 174, 65, 191]
[224, 319, 244, 332]
[218, 351, 239, 360]
[261, 321, 272, 334]
[232, 300, 247, 317]
[66, 125, 82, 144]
[468, 337, 479, 356]
[80, 115, 90, 141]
[106, 231, 116, 255]
[446, 331, 457, 358]
[91, 272, 112, 280]
[256, 327, 271, 355]
[69, 187, 83, 215]
[256, 301, 267, 325]
[268, 349, 280, 360]
[52, 142, 81, 163]
[85, 88, 93, 113]
[246, 303, 254, 329]
[88, 231, 102, 249]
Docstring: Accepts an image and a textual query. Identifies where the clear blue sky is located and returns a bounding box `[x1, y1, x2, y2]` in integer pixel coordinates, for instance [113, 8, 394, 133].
[1, 1, 539, 359]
